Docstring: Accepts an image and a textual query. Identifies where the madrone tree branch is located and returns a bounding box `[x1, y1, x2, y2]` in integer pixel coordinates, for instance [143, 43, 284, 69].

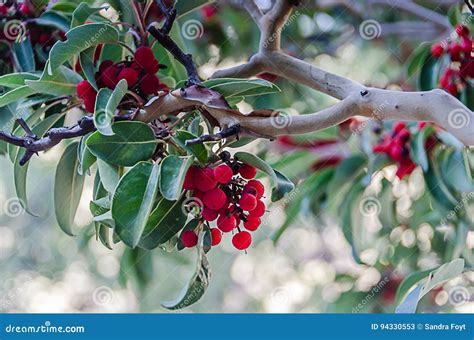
[207, 0, 474, 146]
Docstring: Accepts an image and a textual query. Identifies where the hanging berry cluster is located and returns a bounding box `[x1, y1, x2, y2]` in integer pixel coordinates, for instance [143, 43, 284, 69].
[373, 122, 436, 179]
[431, 24, 473, 96]
[76, 46, 169, 113]
[180, 153, 267, 251]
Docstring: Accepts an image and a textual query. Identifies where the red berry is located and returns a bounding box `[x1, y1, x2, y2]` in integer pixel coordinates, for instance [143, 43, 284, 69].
[99, 60, 114, 73]
[19, 3, 30, 15]
[232, 231, 252, 250]
[460, 60, 474, 79]
[239, 193, 257, 211]
[192, 190, 205, 204]
[102, 66, 119, 89]
[248, 200, 265, 218]
[211, 228, 222, 246]
[445, 83, 458, 96]
[76, 80, 94, 98]
[201, 4, 218, 20]
[448, 43, 463, 62]
[239, 164, 257, 179]
[217, 214, 237, 232]
[244, 217, 261, 231]
[195, 167, 217, 192]
[393, 122, 406, 134]
[396, 159, 416, 179]
[0, 4, 7, 15]
[213, 164, 233, 184]
[84, 97, 96, 113]
[38, 33, 49, 45]
[202, 207, 218, 221]
[181, 230, 198, 248]
[118, 67, 139, 88]
[418, 121, 428, 129]
[183, 166, 197, 190]
[431, 43, 445, 58]
[455, 24, 470, 38]
[389, 145, 406, 162]
[134, 46, 160, 74]
[244, 180, 264, 198]
[139, 73, 161, 95]
[396, 128, 411, 142]
[203, 188, 227, 210]
[460, 37, 472, 55]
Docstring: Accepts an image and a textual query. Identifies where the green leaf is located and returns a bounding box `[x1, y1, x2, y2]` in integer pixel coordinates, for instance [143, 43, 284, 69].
[139, 198, 187, 250]
[394, 269, 433, 307]
[14, 114, 64, 216]
[71, 3, 106, 28]
[441, 150, 474, 193]
[0, 73, 40, 88]
[161, 233, 210, 309]
[406, 42, 431, 78]
[26, 62, 83, 96]
[79, 46, 98, 90]
[395, 259, 465, 313]
[12, 39, 36, 72]
[425, 154, 459, 213]
[77, 134, 96, 175]
[94, 211, 115, 229]
[36, 10, 71, 32]
[86, 121, 158, 166]
[97, 159, 120, 193]
[94, 79, 127, 136]
[48, 23, 119, 74]
[172, 130, 208, 164]
[0, 86, 36, 108]
[96, 224, 113, 250]
[112, 162, 160, 248]
[159, 155, 194, 201]
[202, 78, 280, 98]
[410, 125, 434, 172]
[54, 142, 86, 236]
[234, 152, 294, 202]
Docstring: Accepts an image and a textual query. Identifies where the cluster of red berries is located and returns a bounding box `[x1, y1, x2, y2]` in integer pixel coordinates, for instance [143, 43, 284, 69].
[373, 122, 436, 179]
[76, 46, 168, 113]
[180, 154, 267, 251]
[0, 2, 31, 18]
[201, 4, 218, 21]
[431, 24, 473, 96]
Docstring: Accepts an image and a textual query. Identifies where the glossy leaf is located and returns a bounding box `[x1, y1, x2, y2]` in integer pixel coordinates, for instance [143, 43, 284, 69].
[234, 152, 294, 201]
[139, 198, 187, 250]
[112, 162, 160, 248]
[14, 114, 64, 215]
[0, 86, 36, 108]
[162, 233, 210, 309]
[79, 47, 98, 90]
[77, 134, 96, 175]
[0, 73, 39, 88]
[26, 62, 83, 96]
[172, 130, 208, 164]
[97, 159, 120, 193]
[94, 79, 127, 136]
[71, 3, 106, 27]
[159, 155, 194, 201]
[395, 259, 465, 313]
[54, 142, 86, 236]
[48, 23, 119, 74]
[12, 39, 36, 72]
[86, 121, 157, 166]
[203, 78, 280, 98]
